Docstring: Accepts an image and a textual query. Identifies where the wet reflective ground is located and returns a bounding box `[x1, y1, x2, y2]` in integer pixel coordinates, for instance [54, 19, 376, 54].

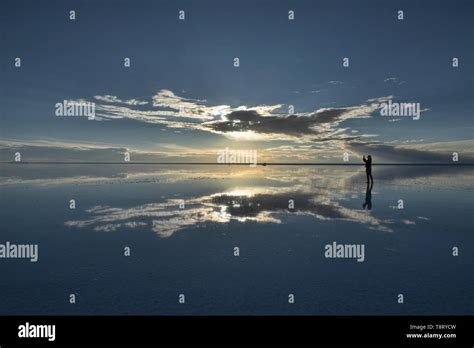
[0, 165, 473, 314]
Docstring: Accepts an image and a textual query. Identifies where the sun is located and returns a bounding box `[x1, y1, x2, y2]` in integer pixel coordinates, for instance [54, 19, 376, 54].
[225, 131, 262, 141]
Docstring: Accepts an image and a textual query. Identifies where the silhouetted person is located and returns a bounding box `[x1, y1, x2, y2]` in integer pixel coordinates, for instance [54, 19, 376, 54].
[363, 155, 373, 184]
[363, 182, 373, 210]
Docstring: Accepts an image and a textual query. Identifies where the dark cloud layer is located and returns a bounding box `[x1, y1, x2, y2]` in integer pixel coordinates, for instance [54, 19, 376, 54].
[349, 142, 474, 163]
[208, 191, 347, 220]
[205, 107, 367, 139]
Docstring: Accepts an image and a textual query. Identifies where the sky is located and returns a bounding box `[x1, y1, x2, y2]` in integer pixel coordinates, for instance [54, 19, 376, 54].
[1, 0, 473, 163]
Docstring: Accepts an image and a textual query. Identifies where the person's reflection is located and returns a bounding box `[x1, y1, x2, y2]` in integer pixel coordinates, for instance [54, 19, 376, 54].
[362, 182, 373, 210]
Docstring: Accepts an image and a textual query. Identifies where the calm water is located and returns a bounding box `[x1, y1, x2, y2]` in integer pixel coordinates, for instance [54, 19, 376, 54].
[0, 164, 473, 315]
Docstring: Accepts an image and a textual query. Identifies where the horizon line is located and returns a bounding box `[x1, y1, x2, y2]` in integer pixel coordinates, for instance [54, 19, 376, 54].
[1, 162, 473, 166]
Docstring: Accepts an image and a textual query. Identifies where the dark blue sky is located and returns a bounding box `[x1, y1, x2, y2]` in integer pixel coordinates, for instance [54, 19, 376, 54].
[1, 0, 473, 161]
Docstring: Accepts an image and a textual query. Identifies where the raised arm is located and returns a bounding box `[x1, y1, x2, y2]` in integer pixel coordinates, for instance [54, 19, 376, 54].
[362, 156, 367, 163]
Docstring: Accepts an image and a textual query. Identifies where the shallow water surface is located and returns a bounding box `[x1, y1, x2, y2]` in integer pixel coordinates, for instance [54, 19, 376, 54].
[0, 165, 472, 315]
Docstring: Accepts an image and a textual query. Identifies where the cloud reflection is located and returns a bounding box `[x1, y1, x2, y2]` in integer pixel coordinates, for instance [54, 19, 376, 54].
[65, 178, 397, 237]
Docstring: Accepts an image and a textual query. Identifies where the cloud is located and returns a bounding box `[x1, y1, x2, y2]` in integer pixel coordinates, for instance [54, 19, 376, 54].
[151, 89, 228, 120]
[65, 181, 396, 237]
[94, 95, 148, 105]
[69, 90, 385, 143]
[200, 102, 381, 142]
[383, 77, 405, 85]
[0, 138, 218, 164]
[348, 140, 474, 163]
[10, 90, 471, 164]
